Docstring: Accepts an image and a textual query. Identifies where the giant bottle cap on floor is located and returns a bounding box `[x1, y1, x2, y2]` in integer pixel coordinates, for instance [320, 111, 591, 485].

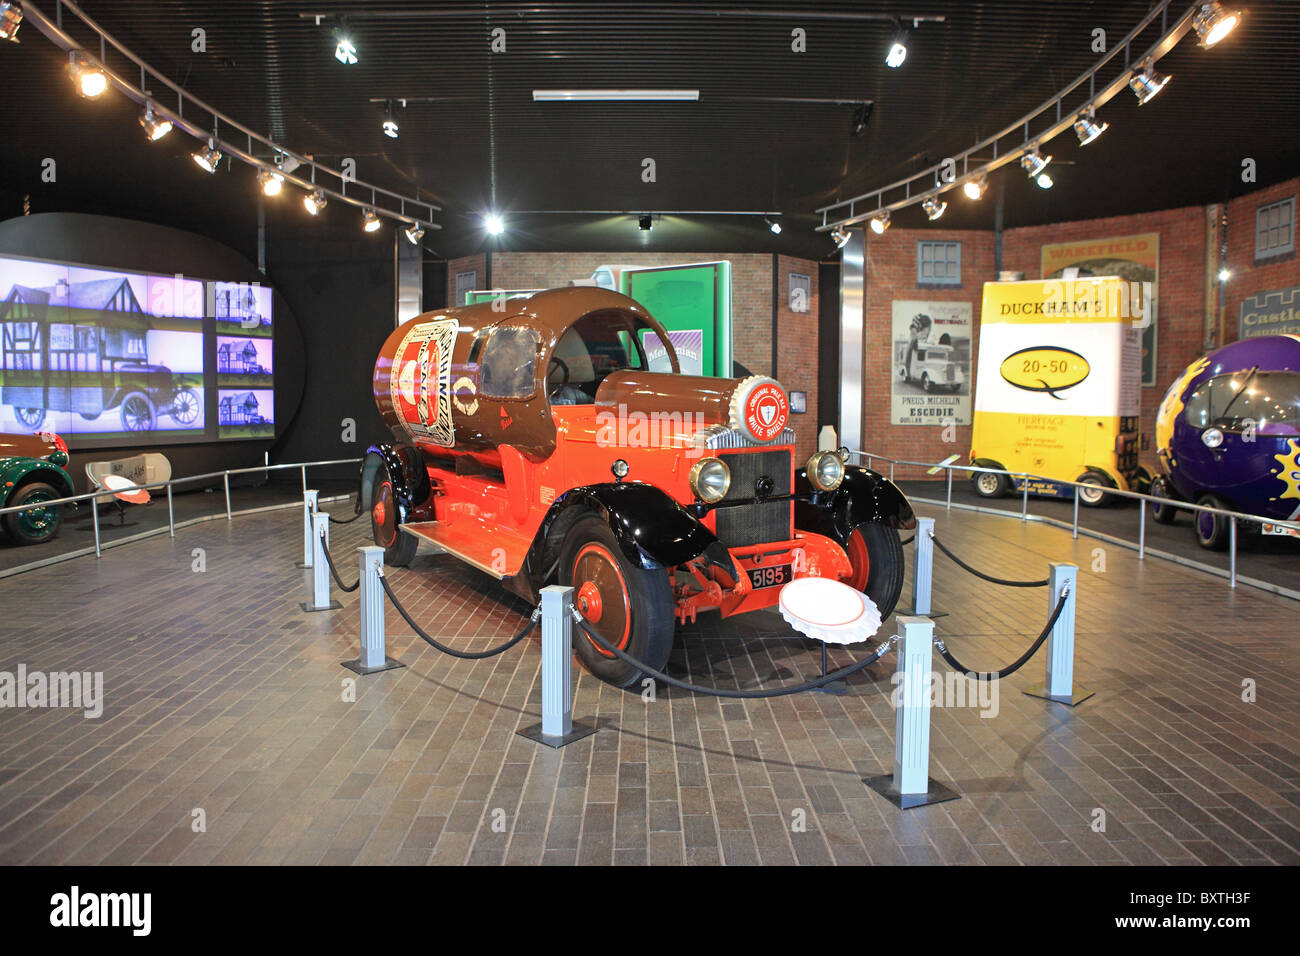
[778, 577, 881, 645]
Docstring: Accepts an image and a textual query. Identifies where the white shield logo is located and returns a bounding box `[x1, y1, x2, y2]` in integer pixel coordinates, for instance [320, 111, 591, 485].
[759, 401, 776, 427]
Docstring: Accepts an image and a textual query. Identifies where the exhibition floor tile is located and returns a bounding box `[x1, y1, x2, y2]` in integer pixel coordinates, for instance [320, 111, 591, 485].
[0, 504, 1297, 866]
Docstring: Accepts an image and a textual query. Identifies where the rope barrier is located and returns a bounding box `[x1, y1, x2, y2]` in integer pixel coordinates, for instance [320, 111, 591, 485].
[933, 588, 1069, 680]
[319, 537, 360, 592]
[899, 535, 914, 546]
[324, 494, 366, 524]
[930, 534, 1049, 588]
[380, 573, 541, 659]
[572, 612, 896, 698]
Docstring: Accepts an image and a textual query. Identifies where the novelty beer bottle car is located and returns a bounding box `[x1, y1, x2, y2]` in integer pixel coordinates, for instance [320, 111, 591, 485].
[361, 287, 915, 687]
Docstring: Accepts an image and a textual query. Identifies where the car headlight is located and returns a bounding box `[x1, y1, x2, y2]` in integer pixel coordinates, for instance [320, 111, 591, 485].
[1202, 427, 1224, 449]
[689, 457, 731, 503]
[807, 451, 845, 492]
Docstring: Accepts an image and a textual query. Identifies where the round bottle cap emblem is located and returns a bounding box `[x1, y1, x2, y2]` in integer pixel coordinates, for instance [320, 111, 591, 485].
[729, 375, 790, 443]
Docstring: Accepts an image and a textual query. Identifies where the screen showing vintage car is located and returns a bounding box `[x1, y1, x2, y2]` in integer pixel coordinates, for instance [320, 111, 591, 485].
[0, 254, 275, 447]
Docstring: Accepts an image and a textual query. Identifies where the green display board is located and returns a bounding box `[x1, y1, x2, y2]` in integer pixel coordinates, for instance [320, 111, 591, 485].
[621, 262, 732, 377]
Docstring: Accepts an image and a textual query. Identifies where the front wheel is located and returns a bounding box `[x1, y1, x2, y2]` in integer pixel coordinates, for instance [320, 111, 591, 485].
[842, 521, 905, 619]
[1150, 476, 1179, 524]
[972, 463, 1010, 499]
[2, 481, 62, 545]
[560, 516, 675, 688]
[169, 387, 201, 425]
[1194, 493, 1231, 551]
[120, 391, 156, 431]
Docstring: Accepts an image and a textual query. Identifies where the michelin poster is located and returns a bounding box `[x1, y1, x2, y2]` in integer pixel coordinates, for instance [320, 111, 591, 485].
[890, 300, 972, 426]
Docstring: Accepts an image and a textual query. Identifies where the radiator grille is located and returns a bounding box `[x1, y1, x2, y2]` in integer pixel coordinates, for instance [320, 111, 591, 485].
[715, 449, 792, 548]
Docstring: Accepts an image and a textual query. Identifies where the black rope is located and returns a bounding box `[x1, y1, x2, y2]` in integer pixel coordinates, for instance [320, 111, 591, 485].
[930, 535, 1049, 588]
[319, 537, 360, 592]
[380, 574, 539, 659]
[899, 535, 914, 546]
[934, 589, 1069, 680]
[573, 614, 894, 698]
[324, 495, 365, 524]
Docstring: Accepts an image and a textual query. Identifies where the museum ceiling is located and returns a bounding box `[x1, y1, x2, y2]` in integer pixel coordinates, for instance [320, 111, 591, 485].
[3, 0, 1299, 260]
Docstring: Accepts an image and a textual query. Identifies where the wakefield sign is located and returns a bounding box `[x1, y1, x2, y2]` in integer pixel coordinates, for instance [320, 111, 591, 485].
[1239, 285, 1300, 339]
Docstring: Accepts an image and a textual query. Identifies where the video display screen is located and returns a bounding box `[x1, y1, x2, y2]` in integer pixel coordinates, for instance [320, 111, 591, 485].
[0, 254, 274, 446]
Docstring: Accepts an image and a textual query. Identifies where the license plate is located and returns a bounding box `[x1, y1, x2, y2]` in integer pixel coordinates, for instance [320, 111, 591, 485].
[1261, 522, 1300, 538]
[748, 564, 791, 589]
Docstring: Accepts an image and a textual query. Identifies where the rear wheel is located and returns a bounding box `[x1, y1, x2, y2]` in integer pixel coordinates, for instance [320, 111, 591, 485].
[1076, 470, 1116, 508]
[370, 460, 418, 566]
[15, 407, 44, 428]
[972, 463, 1010, 499]
[120, 391, 156, 431]
[560, 516, 674, 688]
[1194, 493, 1231, 551]
[843, 521, 905, 618]
[1150, 475, 1179, 524]
[2, 481, 62, 545]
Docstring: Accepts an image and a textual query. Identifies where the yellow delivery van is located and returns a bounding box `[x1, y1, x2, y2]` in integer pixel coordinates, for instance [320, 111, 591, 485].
[969, 276, 1144, 507]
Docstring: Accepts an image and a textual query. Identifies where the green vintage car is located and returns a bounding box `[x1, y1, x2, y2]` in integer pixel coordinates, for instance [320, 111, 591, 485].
[0, 431, 75, 545]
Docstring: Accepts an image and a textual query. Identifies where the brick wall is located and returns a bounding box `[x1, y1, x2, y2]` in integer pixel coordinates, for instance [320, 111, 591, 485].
[775, 254, 820, 457]
[1223, 176, 1300, 343]
[445, 253, 487, 306]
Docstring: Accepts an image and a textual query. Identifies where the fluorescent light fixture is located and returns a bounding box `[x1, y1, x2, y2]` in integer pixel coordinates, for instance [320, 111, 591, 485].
[922, 196, 947, 220]
[1073, 109, 1108, 145]
[333, 28, 357, 64]
[404, 223, 425, 245]
[533, 89, 699, 102]
[484, 213, 504, 235]
[1193, 2, 1241, 47]
[139, 102, 173, 141]
[963, 174, 988, 200]
[1129, 65, 1171, 104]
[0, 2, 23, 42]
[70, 52, 107, 98]
[869, 210, 891, 234]
[362, 208, 382, 232]
[257, 170, 284, 197]
[192, 139, 222, 173]
[304, 189, 327, 215]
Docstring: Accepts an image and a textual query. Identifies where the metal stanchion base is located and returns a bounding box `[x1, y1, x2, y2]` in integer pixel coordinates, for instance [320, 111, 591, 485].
[295, 562, 312, 569]
[899, 609, 949, 619]
[864, 774, 961, 810]
[341, 657, 405, 676]
[517, 721, 598, 749]
[300, 600, 343, 613]
[1023, 684, 1095, 707]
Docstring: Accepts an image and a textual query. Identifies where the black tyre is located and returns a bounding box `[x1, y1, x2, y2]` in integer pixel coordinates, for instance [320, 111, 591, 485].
[1194, 493, 1231, 551]
[120, 391, 156, 431]
[370, 459, 418, 566]
[842, 521, 906, 619]
[972, 462, 1011, 499]
[14, 407, 45, 428]
[921, 373, 933, 392]
[1076, 469, 1116, 508]
[1150, 475, 1179, 524]
[2, 481, 62, 545]
[560, 516, 675, 688]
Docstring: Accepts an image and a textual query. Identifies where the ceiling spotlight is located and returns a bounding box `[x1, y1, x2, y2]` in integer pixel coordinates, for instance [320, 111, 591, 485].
[69, 52, 107, 98]
[382, 100, 399, 139]
[963, 174, 988, 200]
[138, 102, 173, 141]
[766, 217, 782, 235]
[850, 102, 874, 137]
[830, 227, 850, 249]
[362, 208, 382, 232]
[1129, 64, 1172, 104]
[1073, 108, 1109, 146]
[303, 188, 328, 215]
[1020, 147, 1051, 178]
[1193, 2, 1242, 47]
[484, 213, 504, 236]
[638, 214, 654, 231]
[332, 27, 357, 64]
[192, 138, 222, 173]
[1035, 172, 1054, 189]
[922, 196, 947, 220]
[257, 169, 284, 197]
[885, 22, 908, 68]
[869, 210, 891, 235]
[404, 222, 425, 245]
[0, 2, 23, 42]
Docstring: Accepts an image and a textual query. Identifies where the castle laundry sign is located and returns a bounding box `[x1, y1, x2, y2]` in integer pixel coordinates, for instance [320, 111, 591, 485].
[1239, 286, 1300, 339]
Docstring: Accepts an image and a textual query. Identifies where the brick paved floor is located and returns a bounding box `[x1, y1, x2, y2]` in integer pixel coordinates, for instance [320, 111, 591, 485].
[0, 504, 1297, 865]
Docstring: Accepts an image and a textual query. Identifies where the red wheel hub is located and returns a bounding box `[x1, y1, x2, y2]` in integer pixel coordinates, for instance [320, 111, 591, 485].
[372, 500, 386, 526]
[576, 581, 604, 622]
[845, 528, 870, 591]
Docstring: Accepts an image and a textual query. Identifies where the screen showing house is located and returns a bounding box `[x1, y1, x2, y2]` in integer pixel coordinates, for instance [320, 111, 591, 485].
[0, 254, 274, 446]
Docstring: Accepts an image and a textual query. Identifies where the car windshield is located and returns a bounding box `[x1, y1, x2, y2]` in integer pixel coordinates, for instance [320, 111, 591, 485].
[547, 310, 663, 405]
[1184, 371, 1300, 435]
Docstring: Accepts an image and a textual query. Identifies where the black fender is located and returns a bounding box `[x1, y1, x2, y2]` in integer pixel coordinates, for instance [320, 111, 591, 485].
[359, 443, 432, 516]
[794, 465, 916, 547]
[506, 481, 735, 602]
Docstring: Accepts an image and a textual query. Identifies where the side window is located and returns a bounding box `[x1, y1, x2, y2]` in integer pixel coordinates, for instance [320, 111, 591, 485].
[480, 326, 540, 400]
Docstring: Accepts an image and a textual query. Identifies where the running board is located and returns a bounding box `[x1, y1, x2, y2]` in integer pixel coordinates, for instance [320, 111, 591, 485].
[399, 520, 506, 579]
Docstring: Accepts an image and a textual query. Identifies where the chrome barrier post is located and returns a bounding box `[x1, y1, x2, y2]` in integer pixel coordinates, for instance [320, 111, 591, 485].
[342, 546, 403, 675]
[300, 464, 307, 494]
[167, 483, 175, 537]
[1229, 517, 1237, 589]
[1021, 476, 1029, 521]
[1138, 499, 1146, 559]
[300, 510, 342, 612]
[223, 471, 232, 521]
[865, 615, 958, 809]
[518, 585, 597, 748]
[1025, 563, 1092, 706]
[1072, 493, 1079, 539]
[91, 496, 101, 558]
[911, 517, 935, 616]
[296, 490, 319, 569]
[945, 468, 952, 510]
